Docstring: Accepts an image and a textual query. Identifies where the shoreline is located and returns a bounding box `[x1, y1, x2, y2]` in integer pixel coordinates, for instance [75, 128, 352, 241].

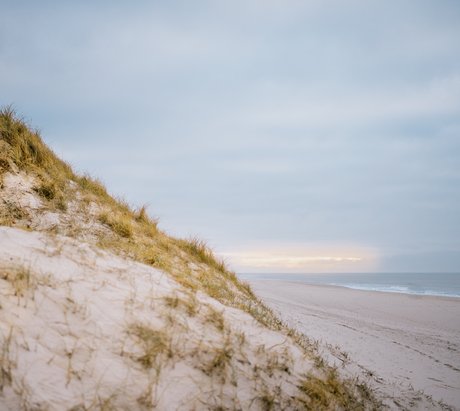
[249, 279, 460, 410]
[271, 280, 460, 301]
[238, 273, 460, 300]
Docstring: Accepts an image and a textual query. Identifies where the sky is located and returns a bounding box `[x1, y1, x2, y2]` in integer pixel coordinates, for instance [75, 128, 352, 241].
[1, 1, 459, 273]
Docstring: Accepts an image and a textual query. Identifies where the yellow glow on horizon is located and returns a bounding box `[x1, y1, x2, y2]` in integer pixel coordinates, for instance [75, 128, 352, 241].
[220, 245, 379, 273]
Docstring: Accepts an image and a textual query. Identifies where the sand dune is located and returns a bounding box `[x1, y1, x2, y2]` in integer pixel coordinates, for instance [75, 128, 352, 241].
[0, 227, 317, 410]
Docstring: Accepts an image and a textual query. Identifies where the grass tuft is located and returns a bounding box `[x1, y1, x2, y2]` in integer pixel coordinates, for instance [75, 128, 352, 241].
[129, 324, 171, 369]
[135, 205, 150, 224]
[201, 337, 233, 379]
[207, 344, 233, 376]
[298, 369, 370, 410]
[76, 175, 109, 199]
[259, 392, 277, 410]
[163, 293, 198, 317]
[99, 211, 133, 238]
[34, 179, 67, 211]
[0, 201, 28, 227]
[176, 237, 227, 273]
[1, 266, 35, 297]
[34, 180, 57, 200]
[206, 307, 225, 332]
[0, 327, 14, 392]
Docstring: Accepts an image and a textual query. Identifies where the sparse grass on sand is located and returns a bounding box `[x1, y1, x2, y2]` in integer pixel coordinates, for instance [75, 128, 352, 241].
[129, 323, 172, 369]
[0, 266, 35, 297]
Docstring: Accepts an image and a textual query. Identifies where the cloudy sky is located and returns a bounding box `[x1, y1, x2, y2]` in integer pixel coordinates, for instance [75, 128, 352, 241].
[1, 1, 459, 273]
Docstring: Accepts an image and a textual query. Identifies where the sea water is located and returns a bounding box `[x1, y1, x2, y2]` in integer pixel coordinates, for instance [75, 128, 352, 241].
[238, 272, 460, 298]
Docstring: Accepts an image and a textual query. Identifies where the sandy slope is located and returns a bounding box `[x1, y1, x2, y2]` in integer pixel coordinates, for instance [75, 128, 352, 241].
[0, 228, 320, 410]
[249, 280, 460, 410]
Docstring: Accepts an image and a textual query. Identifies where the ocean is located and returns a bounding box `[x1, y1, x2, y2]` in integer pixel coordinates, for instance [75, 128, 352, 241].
[238, 272, 460, 298]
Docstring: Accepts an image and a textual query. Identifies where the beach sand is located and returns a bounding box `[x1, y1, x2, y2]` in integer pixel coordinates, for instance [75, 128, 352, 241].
[249, 280, 460, 410]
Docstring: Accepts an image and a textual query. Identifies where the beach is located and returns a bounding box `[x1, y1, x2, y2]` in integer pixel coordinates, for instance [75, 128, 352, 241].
[249, 280, 460, 410]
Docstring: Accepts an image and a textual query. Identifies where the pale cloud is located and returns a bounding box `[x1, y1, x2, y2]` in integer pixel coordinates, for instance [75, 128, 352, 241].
[230, 75, 460, 130]
[220, 244, 379, 273]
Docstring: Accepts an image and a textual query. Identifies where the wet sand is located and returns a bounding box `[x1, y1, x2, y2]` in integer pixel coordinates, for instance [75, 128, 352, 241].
[249, 280, 460, 410]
